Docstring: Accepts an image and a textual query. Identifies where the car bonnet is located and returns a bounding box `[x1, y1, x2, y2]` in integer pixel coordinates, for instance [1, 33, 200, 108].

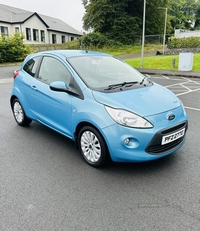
[92, 83, 180, 117]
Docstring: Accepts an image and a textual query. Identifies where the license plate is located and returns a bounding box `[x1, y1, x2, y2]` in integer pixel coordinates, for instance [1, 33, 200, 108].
[161, 128, 185, 145]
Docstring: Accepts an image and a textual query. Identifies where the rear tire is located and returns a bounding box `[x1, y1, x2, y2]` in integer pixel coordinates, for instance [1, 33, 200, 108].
[78, 126, 109, 167]
[12, 98, 32, 126]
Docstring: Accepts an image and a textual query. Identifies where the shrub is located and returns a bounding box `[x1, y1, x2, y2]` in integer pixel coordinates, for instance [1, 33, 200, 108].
[167, 36, 200, 49]
[80, 32, 123, 49]
[0, 33, 34, 63]
[80, 32, 106, 49]
[62, 40, 81, 49]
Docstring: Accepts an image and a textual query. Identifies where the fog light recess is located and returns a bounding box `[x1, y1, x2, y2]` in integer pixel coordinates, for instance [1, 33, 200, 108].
[124, 138, 130, 145]
[123, 138, 139, 148]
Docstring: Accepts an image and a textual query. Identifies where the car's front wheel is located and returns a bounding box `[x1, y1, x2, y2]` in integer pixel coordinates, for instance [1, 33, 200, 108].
[12, 98, 32, 126]
[78, 126, 109, 167]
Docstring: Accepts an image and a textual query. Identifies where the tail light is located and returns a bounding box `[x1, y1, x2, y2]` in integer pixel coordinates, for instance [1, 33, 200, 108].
[14, 70, 19, 79]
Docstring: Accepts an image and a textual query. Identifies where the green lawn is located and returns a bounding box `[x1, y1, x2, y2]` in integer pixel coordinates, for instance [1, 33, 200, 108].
[98, 45, 200, 72]
[125, 53, 200, 72]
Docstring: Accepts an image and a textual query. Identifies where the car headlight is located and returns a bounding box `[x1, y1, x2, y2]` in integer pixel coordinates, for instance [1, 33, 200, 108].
[105, 106, 153, 128]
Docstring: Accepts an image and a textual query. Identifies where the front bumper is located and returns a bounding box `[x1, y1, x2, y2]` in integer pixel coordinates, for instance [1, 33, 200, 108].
[101, 107, 188, 162]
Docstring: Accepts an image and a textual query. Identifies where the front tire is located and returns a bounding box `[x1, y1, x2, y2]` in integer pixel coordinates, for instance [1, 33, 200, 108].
[12, 98, 32, 126]
[78, 126, 109, 167]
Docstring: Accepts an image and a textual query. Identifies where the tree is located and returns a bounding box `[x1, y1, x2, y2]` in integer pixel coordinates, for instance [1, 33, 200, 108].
[82, 0, 171, 44]
[82, 0, 139, 44]
[193, 1, 200, 29]
[169, 0, 199, 30]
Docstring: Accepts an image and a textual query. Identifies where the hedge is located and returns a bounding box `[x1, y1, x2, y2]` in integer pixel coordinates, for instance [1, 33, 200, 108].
[167, 36, 200, 49]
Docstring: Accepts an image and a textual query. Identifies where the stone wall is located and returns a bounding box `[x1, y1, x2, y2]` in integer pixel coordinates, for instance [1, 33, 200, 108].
[165, 48, 200, 55]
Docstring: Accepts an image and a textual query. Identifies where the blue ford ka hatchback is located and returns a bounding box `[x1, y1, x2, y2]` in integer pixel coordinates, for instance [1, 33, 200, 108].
[10, 50, 188, 167]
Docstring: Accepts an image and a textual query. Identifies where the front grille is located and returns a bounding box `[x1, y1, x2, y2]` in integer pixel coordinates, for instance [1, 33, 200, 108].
[161, 122, 186, 135]
[145, 121, 188, 155]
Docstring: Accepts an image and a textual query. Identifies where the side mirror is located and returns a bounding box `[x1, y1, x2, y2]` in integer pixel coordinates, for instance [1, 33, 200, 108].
[50, 81, 68, 92]
[50, 80, 84, 100]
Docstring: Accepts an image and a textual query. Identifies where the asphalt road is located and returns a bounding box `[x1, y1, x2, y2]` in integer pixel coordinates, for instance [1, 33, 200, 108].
[1, 66, 200, 231]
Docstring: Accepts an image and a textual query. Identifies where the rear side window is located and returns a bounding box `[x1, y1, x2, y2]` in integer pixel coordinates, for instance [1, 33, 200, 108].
[23, 56, 41, 77]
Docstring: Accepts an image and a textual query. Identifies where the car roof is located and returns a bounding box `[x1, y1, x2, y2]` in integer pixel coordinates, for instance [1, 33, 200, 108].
[28, 50, 111, 59]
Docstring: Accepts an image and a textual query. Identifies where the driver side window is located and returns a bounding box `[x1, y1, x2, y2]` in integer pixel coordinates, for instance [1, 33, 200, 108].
[38, 56, 71, 85]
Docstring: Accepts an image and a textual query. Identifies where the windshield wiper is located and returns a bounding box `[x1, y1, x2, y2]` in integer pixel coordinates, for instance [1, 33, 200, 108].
[140, 77, 146, 85]
[104, 81, 138, 90]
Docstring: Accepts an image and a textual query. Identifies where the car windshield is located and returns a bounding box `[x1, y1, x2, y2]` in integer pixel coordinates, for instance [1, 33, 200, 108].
[67, 56, 144, 90]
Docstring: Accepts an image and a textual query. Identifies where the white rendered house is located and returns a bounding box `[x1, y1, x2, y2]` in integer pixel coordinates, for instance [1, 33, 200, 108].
[0, 3, 82, 44]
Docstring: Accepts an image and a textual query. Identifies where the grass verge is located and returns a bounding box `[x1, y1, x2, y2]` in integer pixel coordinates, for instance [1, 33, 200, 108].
[125, 53, 200, 72]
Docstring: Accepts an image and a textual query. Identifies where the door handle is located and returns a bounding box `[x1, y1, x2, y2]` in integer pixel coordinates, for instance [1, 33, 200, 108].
[31, 85, 37, 90]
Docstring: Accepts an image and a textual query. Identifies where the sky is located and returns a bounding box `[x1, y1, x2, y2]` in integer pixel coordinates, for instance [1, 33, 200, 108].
[0, 0, 85, 32]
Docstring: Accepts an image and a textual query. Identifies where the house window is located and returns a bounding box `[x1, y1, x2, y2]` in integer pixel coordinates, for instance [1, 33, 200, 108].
[33, 29, 39, 41]
[15, 27, 20, 33]
[1, 26, 8, 36]
[71, 37, 74, 41]
[26, 28, 31, 40]
[41, 30, 45, 42]
[52, 34, 57, 44]
[61, 35, 65, 43]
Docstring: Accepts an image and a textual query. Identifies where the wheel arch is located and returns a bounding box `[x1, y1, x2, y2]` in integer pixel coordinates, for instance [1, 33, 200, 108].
[74, 121, 112, 166]
[10, 95, 18, 107]
[11, 97, 32, 126]
[74, 121, 109, 153]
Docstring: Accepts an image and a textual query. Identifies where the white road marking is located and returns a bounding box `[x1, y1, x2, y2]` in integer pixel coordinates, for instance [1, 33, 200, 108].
[176, 87, 200, 96]
[185, 106, 200, 111]
[0, 78, 13, 84]
[161, 75, 169, 79]
[165, 81, 191, 88]
[180, 84, 191, 91]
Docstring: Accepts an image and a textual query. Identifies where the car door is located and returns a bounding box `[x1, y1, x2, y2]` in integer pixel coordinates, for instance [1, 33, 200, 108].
[28, 56, 74, 138]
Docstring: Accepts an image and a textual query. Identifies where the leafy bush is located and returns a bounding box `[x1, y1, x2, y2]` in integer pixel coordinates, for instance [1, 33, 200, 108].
[0, 33, 34, 63]
[167, 36, 200, 49]
[80, 32, 106, 48]
[80, 32, 123, 49]
[62, 40, 81, 49]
